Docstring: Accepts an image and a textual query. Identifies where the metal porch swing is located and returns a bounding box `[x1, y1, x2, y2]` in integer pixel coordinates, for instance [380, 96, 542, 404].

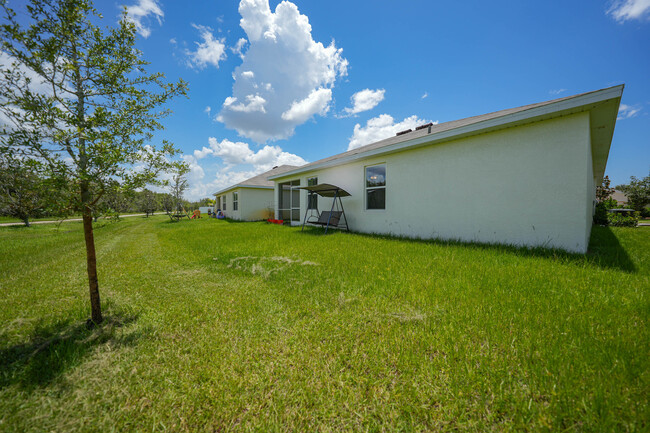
[298, 183, 350, 234]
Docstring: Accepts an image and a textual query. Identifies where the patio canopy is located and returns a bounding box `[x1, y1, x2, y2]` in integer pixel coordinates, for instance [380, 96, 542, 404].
[297, 183, 351, 198]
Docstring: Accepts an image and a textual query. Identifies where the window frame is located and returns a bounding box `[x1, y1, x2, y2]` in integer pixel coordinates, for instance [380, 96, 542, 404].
[222, 194, 226, 211]
[365, 163, 386, 211]
[233, 191, 238, 211]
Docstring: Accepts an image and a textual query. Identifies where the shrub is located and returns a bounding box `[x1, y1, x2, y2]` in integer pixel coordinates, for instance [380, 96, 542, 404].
[594, 202, 609, 225]
[602, 198, 618, 209]
[607, 211, 639, 227]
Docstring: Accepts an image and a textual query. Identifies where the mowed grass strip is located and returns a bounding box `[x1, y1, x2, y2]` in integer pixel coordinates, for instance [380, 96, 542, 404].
[0, 216, 648, 432]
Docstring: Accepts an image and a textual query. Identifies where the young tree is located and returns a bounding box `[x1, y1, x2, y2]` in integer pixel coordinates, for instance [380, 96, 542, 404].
[170, 168, 189, 213]
[161, 193, 174, 215]
[0, 0, 188, 324]
[0, 156, 45, 226]
[596, 175, 615, 203]
[103, 188, 129, 219]
[140, 189, 157, 217]
[617, 173, 650, 212]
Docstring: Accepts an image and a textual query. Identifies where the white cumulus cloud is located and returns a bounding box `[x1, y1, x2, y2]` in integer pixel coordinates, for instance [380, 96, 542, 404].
[204, 137, 307, 170]
[608, 0, 650, 21]
[343, 88, 385, 115]
[348, 114, 437, 151]
[186, 24, 227, 69]
[231, 38, 248, 58]
[122, 0, 164, 38]
[217, 0, 348, 143]
[281, 88, 332, 123]
[181, 137, 308, 200]
[179, 154, 207, 201]
[617, 103, 642, 120]
[223, 94, 267, 113]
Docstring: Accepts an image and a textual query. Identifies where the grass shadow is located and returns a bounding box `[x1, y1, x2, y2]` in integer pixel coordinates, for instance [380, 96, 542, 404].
[0, 313, 144, 391]
[586, 225, 638, 272]
[219, 218, 251, 224]
[297, 224, 637, 273]
[3, 224, 32, 230]
[161, 215, 195, 224]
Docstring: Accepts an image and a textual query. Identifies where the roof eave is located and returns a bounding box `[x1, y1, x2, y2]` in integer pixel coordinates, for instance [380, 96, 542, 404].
[589, 95, 623, 183]
[213, 184, 274, 196]
[269, 85, 624, 182]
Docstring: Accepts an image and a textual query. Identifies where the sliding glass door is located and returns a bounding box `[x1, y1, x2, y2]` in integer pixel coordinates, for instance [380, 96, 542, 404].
[278, 179, 301, 224]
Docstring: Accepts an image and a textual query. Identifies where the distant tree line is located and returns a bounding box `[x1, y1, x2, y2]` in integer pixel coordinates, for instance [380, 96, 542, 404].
[0, 162, 215, 225]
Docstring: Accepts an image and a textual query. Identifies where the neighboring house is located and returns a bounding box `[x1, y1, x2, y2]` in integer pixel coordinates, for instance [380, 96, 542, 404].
[269, 85, 623, 253]
[214, 165, 300, 221]
[611, 190, 628, 205]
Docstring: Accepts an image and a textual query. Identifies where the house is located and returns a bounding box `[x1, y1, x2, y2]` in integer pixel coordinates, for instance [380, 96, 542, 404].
[269, 85, 623, 253]
[611, 190, 628, 205]
[214, 165, 300, 221]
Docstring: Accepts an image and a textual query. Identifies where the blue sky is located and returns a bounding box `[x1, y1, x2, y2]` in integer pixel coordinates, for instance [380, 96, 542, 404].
[103, 0, 648, 199]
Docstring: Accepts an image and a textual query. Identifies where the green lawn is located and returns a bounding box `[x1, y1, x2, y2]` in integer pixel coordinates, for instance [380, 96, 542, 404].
[0, 215, 80, 224]
[0, 217, 648, 432]
[0, 213, 151, 224]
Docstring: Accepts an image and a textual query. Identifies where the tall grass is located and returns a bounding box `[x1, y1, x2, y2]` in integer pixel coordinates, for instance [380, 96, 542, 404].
[0, 216, 648, 431]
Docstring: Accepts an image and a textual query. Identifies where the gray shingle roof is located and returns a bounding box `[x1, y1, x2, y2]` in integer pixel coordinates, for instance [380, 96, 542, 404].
[214, 165, 299, 195]
[269, 85, 623, 180]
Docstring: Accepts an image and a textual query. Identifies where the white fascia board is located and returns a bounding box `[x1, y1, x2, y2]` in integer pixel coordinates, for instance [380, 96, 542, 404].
[238, 185, 274, 190]
[213, 185, 239, 196]
[213, 184, 273, 196]
[269, 85, 624, 181]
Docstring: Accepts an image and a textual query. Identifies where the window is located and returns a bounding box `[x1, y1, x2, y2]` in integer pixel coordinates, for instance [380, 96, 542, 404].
[233, 191, 238, 211]
[307, 177, 318, 210]
[365, 164, 386, 210]
[223, 195, 226, 211]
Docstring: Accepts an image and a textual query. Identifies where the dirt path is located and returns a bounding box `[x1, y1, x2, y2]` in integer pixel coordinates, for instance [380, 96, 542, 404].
[0, 213, 165, 227]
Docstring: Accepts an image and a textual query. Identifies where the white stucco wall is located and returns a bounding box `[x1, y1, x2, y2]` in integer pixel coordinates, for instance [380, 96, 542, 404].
[275, 112, 594, 253]
[240, 188, 274, 221]
[585, 127, 596, 250]
[217, 188, 274, 221]
[216, 190, 237, 220]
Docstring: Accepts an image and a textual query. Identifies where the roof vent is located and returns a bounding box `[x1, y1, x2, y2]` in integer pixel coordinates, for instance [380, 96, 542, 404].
[396, 129, 412, 136]
[415, 123, 433, 131]
[272, 165, 278, 169]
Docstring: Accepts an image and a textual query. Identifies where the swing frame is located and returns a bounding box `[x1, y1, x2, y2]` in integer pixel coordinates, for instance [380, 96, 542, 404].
[298, 183, 351, 234]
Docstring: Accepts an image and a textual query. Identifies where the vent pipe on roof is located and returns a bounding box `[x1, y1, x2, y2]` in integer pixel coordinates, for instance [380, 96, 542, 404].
[415, 122, 433, 131]
[396, 129, 412, 136]
[272, 165, 278, 169]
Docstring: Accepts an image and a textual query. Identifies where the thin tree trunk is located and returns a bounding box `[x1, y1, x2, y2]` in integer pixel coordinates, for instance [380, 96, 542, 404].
[22, 216, 30, 227]
[71, 40, 102, 324]
[82, 202, 102, 324]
